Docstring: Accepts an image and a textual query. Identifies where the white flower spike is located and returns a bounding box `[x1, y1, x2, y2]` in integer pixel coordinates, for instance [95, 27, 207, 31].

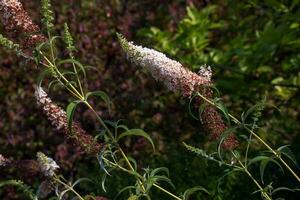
[118, 34, 211, 97]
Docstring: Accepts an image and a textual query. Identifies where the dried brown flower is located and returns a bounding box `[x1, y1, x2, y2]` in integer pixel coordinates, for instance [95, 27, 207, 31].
[35, 86, 102, 155]
[0, 0, 40, 34]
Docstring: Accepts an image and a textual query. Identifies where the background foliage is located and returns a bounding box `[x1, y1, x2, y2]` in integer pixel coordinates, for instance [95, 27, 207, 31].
[0, 0, 300, 199]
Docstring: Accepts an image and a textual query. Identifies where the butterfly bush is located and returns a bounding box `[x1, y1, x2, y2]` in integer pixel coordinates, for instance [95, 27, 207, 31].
[118, 34, 211, 97]
[0, 0, 46, 48]
[37, 152, 59, 177]
[35, 86, 102, 155]
[118, 35, 238, 150]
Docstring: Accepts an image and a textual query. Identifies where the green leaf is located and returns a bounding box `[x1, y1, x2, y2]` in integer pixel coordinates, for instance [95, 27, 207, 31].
[148, 175, 175, 189]
[247, 156, 271, 166]
[150, 167, 169, 177]
[260, 158, 283, 184]
[127, 156, 138, 171]
[198, 102, 209, 122]
[214, 98, 230, 124]
[272, 187, 296, 194]
[183, 186, 210, 200]
[58, 58, 87, 78]
[117, 129, 155, 151]
[66, 100, 82, 132]
[114, 186, 135, 200]
[37, 68, 51, 87]
[277, 145, 298, 168]
[86, 91, 112, 112]
[48, 80, 62, 90]
[217, 127, 238, 160]
[247, 155, 284, 183]
[71, 178, 92, 188]
[188, 95, 199, 120]
[241, 102, 279, 124]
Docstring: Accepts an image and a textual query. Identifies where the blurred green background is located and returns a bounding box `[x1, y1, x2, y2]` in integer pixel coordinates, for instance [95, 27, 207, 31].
[0, 0, 300, 199]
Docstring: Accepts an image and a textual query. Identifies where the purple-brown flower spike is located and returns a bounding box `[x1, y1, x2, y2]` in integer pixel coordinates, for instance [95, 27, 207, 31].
[0, 0, 39, 34]
[35, 86, 102, 155]
[0, 0, 47, 48]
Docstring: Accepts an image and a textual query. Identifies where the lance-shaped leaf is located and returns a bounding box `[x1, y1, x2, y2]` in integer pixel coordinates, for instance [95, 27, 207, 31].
[86, 91, 112, 112]
[117, 129, 155, 151]
[66, 100, 82, 132]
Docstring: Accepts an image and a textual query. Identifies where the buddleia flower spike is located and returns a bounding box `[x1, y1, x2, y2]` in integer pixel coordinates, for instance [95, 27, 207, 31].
[35, 86, 102, 155]
[117, 33, 211, 97]
[118, 34, 238, 150]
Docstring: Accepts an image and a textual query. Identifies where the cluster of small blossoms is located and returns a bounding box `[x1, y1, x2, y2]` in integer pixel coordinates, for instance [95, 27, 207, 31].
[198, 65, 212, 80]
[41, 0, 54, 31]
[118, 34, 211, 97]
[0, 0, 39, 34]
[22, 34, 47, 49]
[63, 23, 76, 55]
[37, 152, 59, 177]
[118, 35, 238, 150]
[35, 86, 102, 155]
[200, 102, 238, 149]
[0, 0, 46, 48]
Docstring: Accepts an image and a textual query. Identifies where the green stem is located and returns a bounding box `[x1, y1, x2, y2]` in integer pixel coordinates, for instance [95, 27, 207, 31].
[85, 100, 147, 192]
[119, 147, 146, 192]
[54, 176, 85, 200]
[197, 92, 300, 184]
[40, 53, 84, 100]
[153, 183, 182, 200]
[246, 128, 300, 183]
[244, 123, 255, 166]
[39, 45, 181, 199]
[83, 101, 115, 141]
[70, 54, 84, 97]
[232, 152, 272, 200]
[48, 31, 57, 69]
[84, 102, 147, 192]
[102, 157, 182, 200]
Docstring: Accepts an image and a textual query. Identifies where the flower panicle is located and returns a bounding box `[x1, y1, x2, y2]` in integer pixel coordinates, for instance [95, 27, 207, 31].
[118, 35, 238, 149]
[0, 0, 46, 49]
[0, 0, 40, 34]
[117, 34, 211, 97]
[63, 23, 76, 55]
[41, 0, 54, 32]
[37, 152, 59, 177]
[200, 103, 238, 150]
[0, 34, 20, 51]
[35, 86, 102, 155]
